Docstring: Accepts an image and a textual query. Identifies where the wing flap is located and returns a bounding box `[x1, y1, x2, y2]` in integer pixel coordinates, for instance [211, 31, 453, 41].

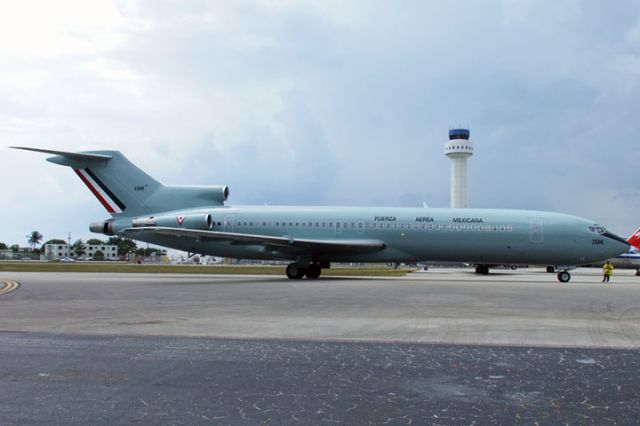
[124, 227, 386, 254]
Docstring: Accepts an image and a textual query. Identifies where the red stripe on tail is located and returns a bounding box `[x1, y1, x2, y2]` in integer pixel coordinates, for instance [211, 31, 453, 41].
[74, 169, 115, 213]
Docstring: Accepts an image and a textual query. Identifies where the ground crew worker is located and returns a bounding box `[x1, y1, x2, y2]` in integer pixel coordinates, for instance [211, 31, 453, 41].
[602, 261, 614, 283]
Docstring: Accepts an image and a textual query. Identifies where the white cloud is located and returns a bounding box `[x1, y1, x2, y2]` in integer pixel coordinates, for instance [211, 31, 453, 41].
[2, 0, 640, 246]
[0, 0, 124, 57]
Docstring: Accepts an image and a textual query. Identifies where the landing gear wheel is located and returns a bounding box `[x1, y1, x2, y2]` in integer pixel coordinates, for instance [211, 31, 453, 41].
[475, 265, 489, 275]
[286, 263, 305, 279]
[557, 271, 571, 283]
[546, 266, 556, 273]
[305, 263, 321, 279]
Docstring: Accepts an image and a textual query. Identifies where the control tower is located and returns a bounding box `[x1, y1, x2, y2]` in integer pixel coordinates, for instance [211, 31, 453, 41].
[444, 128, 473, 208]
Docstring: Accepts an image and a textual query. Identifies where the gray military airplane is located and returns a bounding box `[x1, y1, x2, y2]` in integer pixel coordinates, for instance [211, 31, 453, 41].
[13, 147, 630, 282]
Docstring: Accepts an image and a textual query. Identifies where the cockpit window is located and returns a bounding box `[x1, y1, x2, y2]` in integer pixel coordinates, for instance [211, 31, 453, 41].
[590, 225, 607, 234]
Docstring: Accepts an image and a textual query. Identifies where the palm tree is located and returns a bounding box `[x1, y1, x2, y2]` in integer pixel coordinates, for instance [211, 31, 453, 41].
[26, 231, 43, 251]
[72, 239, 86, 258]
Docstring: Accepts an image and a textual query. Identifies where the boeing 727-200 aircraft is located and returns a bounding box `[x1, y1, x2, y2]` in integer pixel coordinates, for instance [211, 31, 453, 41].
[13, 147, 631, 282]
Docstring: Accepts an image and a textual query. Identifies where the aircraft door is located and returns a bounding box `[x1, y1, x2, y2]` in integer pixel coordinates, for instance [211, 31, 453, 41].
[335, 219, 343, 235]
[224, 215, 235, 233]
[530, 219, 543, 243]
[357, 220, 365, 234]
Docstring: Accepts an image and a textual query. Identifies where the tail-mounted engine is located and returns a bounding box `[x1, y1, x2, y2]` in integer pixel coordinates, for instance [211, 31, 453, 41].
[131, 213, 214, 230]
[90, 213, 214, 235]
[90, 220, 115, 236]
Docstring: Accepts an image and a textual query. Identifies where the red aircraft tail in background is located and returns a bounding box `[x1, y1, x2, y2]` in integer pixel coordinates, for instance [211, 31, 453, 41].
[627, 227, 640, 250]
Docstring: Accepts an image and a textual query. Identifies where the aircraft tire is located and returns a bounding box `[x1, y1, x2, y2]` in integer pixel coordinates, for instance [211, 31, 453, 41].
[546, 266, 556, 273]
[286, 263, 305, 279]
[557, 271, 571, 283]
[475, 265, 489, 275]
[305, 264, 321, 279]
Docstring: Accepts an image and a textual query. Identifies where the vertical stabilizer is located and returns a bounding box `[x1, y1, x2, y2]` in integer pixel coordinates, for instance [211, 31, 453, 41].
[12, 147, 163, 217]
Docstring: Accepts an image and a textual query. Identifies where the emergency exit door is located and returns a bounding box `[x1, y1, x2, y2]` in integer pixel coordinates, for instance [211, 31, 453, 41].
[530, 219, 543, 243]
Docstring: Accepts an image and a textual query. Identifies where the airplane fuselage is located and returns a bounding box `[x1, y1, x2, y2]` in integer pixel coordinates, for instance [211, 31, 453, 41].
[110, 206, 628, 266]
[589, 247, 640, 270]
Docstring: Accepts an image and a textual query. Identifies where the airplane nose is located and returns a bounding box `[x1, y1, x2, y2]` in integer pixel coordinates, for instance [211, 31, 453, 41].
[603, 232, 630, 258]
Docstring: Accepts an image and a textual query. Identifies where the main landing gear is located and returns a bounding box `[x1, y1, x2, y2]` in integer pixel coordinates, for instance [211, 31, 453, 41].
[475, 265, 490, 275]
[286, 262, 323, 279]
[557, 271, 571, 283]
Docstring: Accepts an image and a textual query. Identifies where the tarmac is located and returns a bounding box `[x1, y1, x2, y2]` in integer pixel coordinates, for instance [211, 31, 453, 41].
[0, 268, 639, 424]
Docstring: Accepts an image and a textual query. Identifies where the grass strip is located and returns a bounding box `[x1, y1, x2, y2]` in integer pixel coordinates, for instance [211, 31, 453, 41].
[0, 262, 413, 276]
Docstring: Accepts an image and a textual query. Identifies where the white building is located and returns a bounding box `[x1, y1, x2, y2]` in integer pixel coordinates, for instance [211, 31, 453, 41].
[43, 244, 71, 260]
[444, 128, 473, 208]
[43, 243, 118, 260]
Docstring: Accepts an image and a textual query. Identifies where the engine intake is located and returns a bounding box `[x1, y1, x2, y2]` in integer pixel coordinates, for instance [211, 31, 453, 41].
[90, 220, 114, 236]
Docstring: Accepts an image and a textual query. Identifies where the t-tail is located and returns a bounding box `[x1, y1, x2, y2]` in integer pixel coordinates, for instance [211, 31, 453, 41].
[11, 147, 229, 218]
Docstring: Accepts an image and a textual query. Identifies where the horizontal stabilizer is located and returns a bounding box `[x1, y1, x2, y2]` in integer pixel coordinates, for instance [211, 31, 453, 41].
[11, 146, 112, 161]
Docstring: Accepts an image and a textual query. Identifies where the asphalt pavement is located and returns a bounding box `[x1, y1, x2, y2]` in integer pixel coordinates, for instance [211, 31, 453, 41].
[0, 268, 639, 424]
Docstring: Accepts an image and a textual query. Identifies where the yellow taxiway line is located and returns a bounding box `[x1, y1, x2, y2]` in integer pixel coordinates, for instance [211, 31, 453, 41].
[0, 280, 20, 295]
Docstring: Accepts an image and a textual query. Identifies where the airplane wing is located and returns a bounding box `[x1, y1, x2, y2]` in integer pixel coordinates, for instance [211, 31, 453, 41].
[124, 227, 387, 254]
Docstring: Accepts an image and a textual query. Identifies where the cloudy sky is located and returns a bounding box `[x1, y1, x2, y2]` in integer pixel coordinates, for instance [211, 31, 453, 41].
[2, 0, 640, 247]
